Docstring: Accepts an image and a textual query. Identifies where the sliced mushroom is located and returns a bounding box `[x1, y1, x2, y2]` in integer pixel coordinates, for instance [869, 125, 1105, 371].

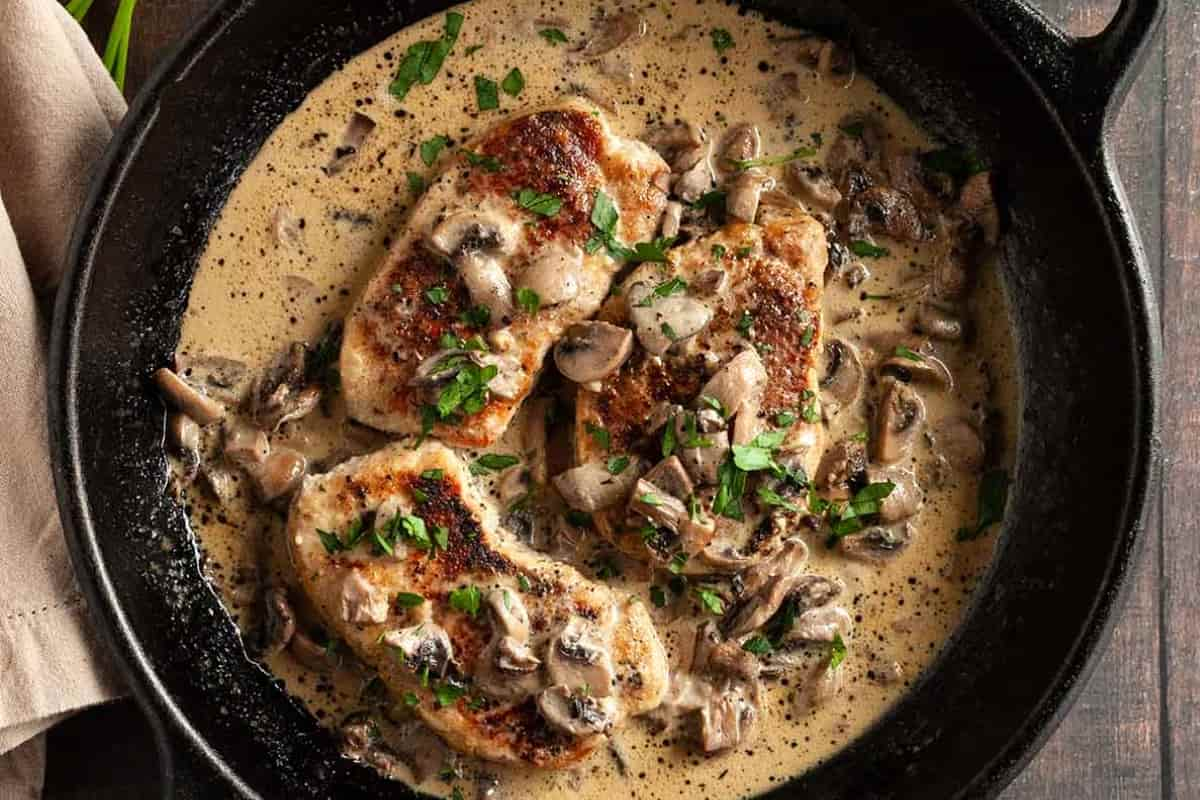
[154, 367, 226, 425]
[716, 123, 761, 178]
[839, 523, 913, 561]
[223, 420, 269, 469]
[698, 686, 759, 753]
[537, 685, 618, 736]
[176, 353, 252, 403]
[498, 468, 532, 507]
[957, 171, 1000, 245]
[324, 111, 376, 175]
[517, 244, 583, 306]
[259, 587, 296, 656]
[381, 622, 454, 679]
[867, 465, 923, 523]
[691, 268, 728, 296]
[645, 401, 684, 436]
[554, 322, 635, 384]
[411, 349, 477, 386]
[496, 636, 541, 674]
[672, 142, 715, 203]
[630, 478, 690, 532]
[644, 121, 707, 173]
[726, 169, 774, 224]
[931, 416, 986, 472]
[428, 209, 521, 320]
[915, 302, 965, 341]
[660, 201, 684, 238]
[873, 379, 927, 464]
[476, 589, 543, 700]
[250, 343, 322, 431]
[272, 205, 303, 248]
[288, 629, 338, 673]
[845, 186, 928, 242]
[523, 396, 553, 485]
[784, 604, 853, 644]
[568, 11, 645, 62]
[721, 538, 810, 637]
[785, 163, 843, 213]
[814, 438, 867, 500]
[553, 458, 644, 512]
[698, 349, 767, 421]
[488, 587, 530, 642]
[626, 282, 713, 356]
[678, 429, 729, 486]
[731, 394, 763, 446]
[879, 349, 954, 390]
[167, 413, 201, 477]
[546, 618, 616, 696]
[199, 463, 239, 504]
[643, 456, 694, 501]
[340, 570, 389, 624]
[250, 446, 307, 502]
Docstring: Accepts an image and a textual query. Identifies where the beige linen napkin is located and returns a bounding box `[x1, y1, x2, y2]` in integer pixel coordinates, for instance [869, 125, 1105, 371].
[0, 0, 129, 794]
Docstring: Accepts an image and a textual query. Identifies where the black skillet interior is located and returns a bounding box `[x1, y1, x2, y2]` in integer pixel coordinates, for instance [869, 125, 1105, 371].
[49, 0, 1162, 797]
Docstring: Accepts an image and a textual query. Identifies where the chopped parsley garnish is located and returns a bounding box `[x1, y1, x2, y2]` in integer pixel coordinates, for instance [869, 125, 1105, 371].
[736, 245, 753, 258]
[593, 556, 621, 580]
[464, 44, 484, 56]
[850, 431, 869, 443]
[634, 276, 688, 307]
[316, 516, 368, 554]
[421, 469, 445, 480]
[894, 345, 924, 362]
[424, 284, 450, 305]
[462, 150, 503, 172]
[434, 680, 468, 707]
[776, 410, 796, 427]
[828, 632, 847, 671]
[639, 492, 662, 507]
[317, 529, 346, 554]
[692, 190, 727, 211]
[500, 67, 525, 96]
[735, 310, 754, 337]
[757, 485, 800, 512]
[395, 592, 425, 608]
[839, 120, 865, 138]
[512, 187, 561, 217]
[517, 574, 531, 592]
[801, 394, 821, 423]
[679, 413, 713, 449]
[710, 28, 734, 54]
[402, 690, 420, 707]
[459, 304, 492, 327]
[650, 585, 668, 607]
[661, 416, 678, 458]
[585, 189, 632, 259]
[711, 243, 727, 260]
[661, 321, 677, 340]
[957, 469, 1010, 541]
[539, 28, 568, 45]
[920, 146, 988, 183]
[668, 552, 689, 574]
[419, 134, 449, 166]
[742, 635, 773, 656]
[712, 456, 749, 520]
[826, 481, 896, 544]
[470, 453, 520, 474]
[731, 146, 816, 171]
[474, 75, 499, 110]
[432, 525, 450, 551]
[606, 455, 631, 475]
[448, 585, 482, 616]
[432, 359, 497, 419]
[585, 422, 611, 450]
[406, 171, 426, 196]
[389, 12, 464, 101]
[516, 287, 541, 314]
[799, 325, 815, 347]
[629, 236, 677, 263]
[699, 395, 727, 417]
[849, 239, 889, 258]
[694, 587, 725, 615]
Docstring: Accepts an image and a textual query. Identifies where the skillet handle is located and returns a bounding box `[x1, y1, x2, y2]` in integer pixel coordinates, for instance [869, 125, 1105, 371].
[976, 0, 1164, 155]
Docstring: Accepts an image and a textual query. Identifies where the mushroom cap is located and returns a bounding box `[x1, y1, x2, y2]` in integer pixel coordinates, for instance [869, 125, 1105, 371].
[536, 685, 618, 737]
[820, 338, 864, 409]
[626, 281, 713, 356]
[554, 322, 635, 383]
[872, 378, 927, 464]
[552, 457, 645, 512]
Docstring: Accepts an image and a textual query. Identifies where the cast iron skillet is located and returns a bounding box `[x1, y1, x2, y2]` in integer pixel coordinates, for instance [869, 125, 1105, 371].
[48, 0, 1163, 797]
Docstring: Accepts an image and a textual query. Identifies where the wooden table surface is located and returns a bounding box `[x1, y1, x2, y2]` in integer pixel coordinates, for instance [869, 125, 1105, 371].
[45, 0, 1198, 797]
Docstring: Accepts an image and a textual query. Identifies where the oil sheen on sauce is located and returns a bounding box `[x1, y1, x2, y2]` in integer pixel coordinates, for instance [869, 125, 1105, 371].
[176, 1, 1019, 797]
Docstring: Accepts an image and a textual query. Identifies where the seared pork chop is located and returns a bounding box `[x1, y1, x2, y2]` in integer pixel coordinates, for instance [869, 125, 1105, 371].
[567, 212, 827, 571]
[341, 99, 669, 447]
[287, 441, 668, 767]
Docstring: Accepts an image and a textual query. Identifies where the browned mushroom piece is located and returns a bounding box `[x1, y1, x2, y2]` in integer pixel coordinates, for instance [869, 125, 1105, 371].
[553, 457, 645, 511]
[715, 123, 761, 178]
[931, 416, 986, 472]
[878, 349, 955, 390]
[843, 185, 928, 242]
[866, 465, 923, 523]
[814, 438, 867, 500]
[553, 322, 635, 384]
[537, 685, 619, 737]
[154, 367, 226, 425]
[642, 455, 695, 501]
[872, 379, 927, 464]
[288, 629, 339, 673]
[223, 420, 269, 469]
[568, 11, 645, 62]
[475, 589, 543, 701]
[957, 171, 1000, 245]
[167, 413, 201, 478]
[626, 281, 712, 355]
[785, 163, 843, 213]
[914, 302, 965, 341]
[783, 604, 853, 644]
[726, 169, 774, 224]
[826, 115, 885, 190]
[250, 446, 308, 502]
[545, 617, 616, 696]
[324, 111, 376, 176]
[381, 621, 455, 680]
[660, 201, 684, 238]
[428, 209, 522, 321]
[260, 586, 296, 656]
[644, 121, 706, 171]
[839, 523, 913, 562]
[819, 338, 864, 412]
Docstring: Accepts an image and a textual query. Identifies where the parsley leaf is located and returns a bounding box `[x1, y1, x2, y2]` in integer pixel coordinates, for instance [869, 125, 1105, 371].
[516, 287, 541, 314]
[710, 28, 734, 54]
[470, 453, 520, 474]
[692, 190, 727, 211]
[694, 586, 725, 614]
[839, 120, 865, 138]
[735, 310, 754, 337]
[540, 27, 568, 44]
[459, 304, 492, 328]
[629, 236, 677, 263]
[711, 243, 727, 260]
[434, 680, 468, 707]
[448, 585, 482, 616]
[317, 529, 346, 554]
[389, 12, 464, 101]
[424, 284, 449, 305]
[828, 632, 847, 670]
[462, 150, 503, 172]
[661, 416, 678, 458]
[957, 469, 1010, 541]
[757, 485, 800, 512]
[474, 75, 499, 110]
[849, 239, 889, 258]
[894, 345, 924, 362]
[634, 276, 688, 307]
[732, 147, 816, 171]
[513, 188, 561, 217]
[650, 585, 668, 607]
[742, 635, 773, 655]
[586, 422, 611, 450]
[500, 67, 525, 96]
[406, 171, 426, 196]
[920, 146, 988, 183]
[395, 592, 425, 608]
[419, 134, 449, 166]
[606, 455, 630, 475]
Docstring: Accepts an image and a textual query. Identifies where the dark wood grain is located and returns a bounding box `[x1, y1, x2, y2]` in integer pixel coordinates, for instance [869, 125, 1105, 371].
[1160, 2, 1200, 798]
[48, 0, 1194, 798]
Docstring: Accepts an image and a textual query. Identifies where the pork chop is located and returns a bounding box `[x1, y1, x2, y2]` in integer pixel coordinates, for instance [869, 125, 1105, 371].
[286, 441, 669, 767]
[341, 99, 669, 448]
[567, 212, 827, 571]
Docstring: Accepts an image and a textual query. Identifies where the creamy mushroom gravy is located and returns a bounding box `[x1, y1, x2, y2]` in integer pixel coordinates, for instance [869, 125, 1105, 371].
[170, 0, 1019, 797]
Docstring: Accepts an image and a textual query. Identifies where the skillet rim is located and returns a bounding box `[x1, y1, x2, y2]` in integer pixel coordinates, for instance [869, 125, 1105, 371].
[46, 0, 1163, 797]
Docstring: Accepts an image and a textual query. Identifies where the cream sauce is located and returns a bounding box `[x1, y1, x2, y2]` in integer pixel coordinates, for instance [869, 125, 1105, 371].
[175, 1, 1019, 797]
